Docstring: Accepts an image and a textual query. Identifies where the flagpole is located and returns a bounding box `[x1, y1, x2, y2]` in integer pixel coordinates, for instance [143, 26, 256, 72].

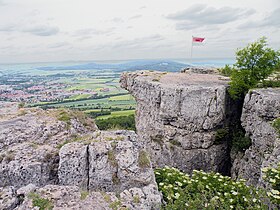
[190, 36, 193, 63]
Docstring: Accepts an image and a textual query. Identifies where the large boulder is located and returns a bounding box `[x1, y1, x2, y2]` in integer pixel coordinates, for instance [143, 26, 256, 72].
[120, 71, 234, 174]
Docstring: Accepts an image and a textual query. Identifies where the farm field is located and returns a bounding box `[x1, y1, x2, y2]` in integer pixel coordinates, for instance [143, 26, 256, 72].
[27, 70, 136, 121]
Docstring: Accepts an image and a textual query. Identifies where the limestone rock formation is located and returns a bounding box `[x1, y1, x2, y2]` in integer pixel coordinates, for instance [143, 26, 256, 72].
[58, 130, 155, 192]
[231, 88, 280, 186]
[120, 71, 233, 174]
[0, 103, 161, 209]
[0, 103, 96, 189]
[14, 184, 160, 210]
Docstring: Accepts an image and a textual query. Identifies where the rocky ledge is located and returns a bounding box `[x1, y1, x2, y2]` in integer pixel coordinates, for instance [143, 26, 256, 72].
[120, 71, 234, 174]
[0, 103, 161, 210]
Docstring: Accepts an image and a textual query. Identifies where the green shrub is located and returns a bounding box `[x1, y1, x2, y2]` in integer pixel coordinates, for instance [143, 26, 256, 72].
[95, 114, 135, 131]
[214, 128, 229, 144]
[228, 37, 280, 99]
[231, 129, 252, 152]
[28, 193, 53, 210]
[272, 118, 280, 136]
[155, 167, 270, 209]
[219, 64, 234, 77]
[259, 80, 280, 88]
[262, 164, 280, 205]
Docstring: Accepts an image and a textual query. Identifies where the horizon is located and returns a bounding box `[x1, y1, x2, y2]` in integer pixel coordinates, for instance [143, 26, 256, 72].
[0, 57, 235, 66]
[0, 0, 279, 64]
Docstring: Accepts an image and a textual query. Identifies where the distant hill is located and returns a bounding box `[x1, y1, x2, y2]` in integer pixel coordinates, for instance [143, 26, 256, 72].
[37, 60, 189, 72]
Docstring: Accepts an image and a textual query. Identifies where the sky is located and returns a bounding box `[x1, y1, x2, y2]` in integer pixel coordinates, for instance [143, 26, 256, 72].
[0, 0, 279, 63]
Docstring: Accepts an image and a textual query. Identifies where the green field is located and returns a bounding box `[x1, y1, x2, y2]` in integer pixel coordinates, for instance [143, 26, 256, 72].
[96, 110, 135, 119]
[31, 72, 136, 122]
[68, 94, 92, 100]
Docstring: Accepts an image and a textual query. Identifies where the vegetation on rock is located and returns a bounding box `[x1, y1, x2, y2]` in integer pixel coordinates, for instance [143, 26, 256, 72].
[28, 192, 54, 210]
[155, 167, 275, 210]
[138, 150, 150, 168]
[220, 37, 280, 99]
[272, 118, 280, 136]
[262, 164, 280, 205]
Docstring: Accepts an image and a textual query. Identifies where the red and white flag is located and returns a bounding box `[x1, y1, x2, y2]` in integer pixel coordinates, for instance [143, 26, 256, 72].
[192, 36, 205, 43]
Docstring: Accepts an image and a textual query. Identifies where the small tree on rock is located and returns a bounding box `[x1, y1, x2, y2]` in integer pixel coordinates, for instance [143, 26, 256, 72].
[228, 37, 280, 99]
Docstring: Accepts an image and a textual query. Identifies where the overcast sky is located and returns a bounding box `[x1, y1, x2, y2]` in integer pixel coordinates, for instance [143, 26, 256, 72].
[0, 0, 279, 63]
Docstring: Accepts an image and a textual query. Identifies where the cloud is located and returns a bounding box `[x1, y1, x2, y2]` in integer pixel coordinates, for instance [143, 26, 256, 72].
[73, 28, 114, 37]
[0, 24, 16, 32]
[22, 26, 59, 36]
[111, 17, 124, 23]
[0, 0, 7, 5]
[238, 8, 280, 29]
[111, 34, 164, 49]
[167, 4, 255, 30]
[129, 15, 142, 20]
[0, 24, 59, 36]
[49, 42, 70, 49]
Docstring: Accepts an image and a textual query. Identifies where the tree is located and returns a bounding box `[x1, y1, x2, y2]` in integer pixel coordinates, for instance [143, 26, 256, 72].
[228, 37, 280, 99]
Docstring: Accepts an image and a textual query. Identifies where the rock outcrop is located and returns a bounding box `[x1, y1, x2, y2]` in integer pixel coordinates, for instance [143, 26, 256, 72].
[0, 103, 161, 209]
[120, 71, 234, 174]
[231, 88, 280, 186]
[58, 130, 155, 192]
[0, 104, 96, 189]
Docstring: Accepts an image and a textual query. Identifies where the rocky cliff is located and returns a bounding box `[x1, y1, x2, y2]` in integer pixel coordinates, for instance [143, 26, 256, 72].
[231, 88, 280, 186]
[120, 71, 234, 174]
[0, 102, 161, 210]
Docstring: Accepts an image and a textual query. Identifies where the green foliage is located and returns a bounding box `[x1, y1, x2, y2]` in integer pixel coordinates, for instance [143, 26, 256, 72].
[272, 118, 280, 136]
[262, 164, 280, 205]
[109, 200, 122, 210]
[219, 64, 234, 77]
[214, 128, 229, 144]
[95, 114, 135, 131]
[28, 193, 54, 210]
[259, 80, 280, 88]
[80, 191, 89, 200]
[138, 150, 150, 168]
[228, 37, 280, 99]
[57, 109, 71, 125]
[155, 167, 270, 210]
[18, 102, 25, 108]
[231, 128, 252, 152]
[108, 150, 118, 167]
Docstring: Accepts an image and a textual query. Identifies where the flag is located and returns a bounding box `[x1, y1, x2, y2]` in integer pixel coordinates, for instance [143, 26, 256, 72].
[192, 36, 205, 43]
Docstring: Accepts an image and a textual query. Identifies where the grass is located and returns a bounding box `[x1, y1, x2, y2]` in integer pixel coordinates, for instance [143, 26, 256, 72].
[80, 191, 89, 200]
[28, 193, 54, 210]
[272, 118, 280, 136]
[96, 110, 135, 120]
[109, 200, 122, 210]
[109, 94, 132, 101]
[138, 150, 150, 168]
[68, 94, 92, 100]
[108, 150, 118, 167]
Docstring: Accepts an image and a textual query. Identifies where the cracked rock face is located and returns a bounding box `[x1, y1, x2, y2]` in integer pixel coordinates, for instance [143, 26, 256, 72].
[120, 71, 232, 174]
[231, 88, 280, 186]
[0, 103, 96, 189]
[59, 130, 156, 192]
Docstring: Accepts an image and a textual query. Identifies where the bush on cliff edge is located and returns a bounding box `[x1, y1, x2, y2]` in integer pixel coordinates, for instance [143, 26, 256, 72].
[221, 37, 280, 99]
